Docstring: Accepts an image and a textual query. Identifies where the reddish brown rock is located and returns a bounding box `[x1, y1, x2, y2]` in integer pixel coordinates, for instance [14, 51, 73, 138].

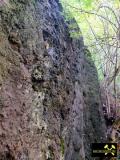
[0, 0, 106, 159]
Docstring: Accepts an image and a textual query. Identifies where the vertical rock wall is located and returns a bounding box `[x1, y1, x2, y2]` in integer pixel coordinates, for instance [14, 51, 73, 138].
[0, 0, 106, 159]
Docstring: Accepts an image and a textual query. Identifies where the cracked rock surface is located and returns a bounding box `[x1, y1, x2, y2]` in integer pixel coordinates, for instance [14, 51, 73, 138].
[0, 0, 106, 159]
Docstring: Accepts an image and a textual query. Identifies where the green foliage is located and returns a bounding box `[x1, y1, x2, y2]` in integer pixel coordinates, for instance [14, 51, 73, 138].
[60, 138, 65, 155]
[77, 0, 93, 8]
[68, 21, 82, 38]
[60, 0, 120, 81]
[60, 0, 95, 39]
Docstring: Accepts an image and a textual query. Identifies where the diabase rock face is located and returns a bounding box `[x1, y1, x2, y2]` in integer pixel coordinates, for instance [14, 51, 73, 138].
[0, 0, 106, 159]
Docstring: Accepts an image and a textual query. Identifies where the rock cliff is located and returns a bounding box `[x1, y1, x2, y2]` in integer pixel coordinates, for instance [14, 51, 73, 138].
[0, 0, 106, 159]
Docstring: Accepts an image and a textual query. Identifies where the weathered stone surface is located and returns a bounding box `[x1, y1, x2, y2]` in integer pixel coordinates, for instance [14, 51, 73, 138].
[0, 0, 106, 159]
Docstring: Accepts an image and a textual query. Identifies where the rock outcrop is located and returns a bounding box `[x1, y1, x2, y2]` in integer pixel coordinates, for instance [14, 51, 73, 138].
[0, 0, 106, 159]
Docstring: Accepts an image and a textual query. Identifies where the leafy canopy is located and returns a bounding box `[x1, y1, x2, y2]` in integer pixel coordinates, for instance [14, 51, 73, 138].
[60, 0, 120, 81]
